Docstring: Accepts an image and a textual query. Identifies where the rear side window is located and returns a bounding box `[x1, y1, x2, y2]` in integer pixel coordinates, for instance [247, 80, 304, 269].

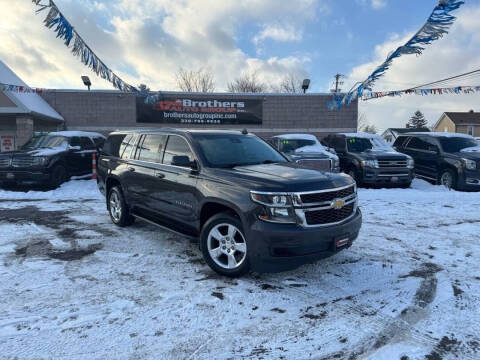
[136, 134, 167, 163]
[406, 137, 428, 150]
[79, 137, 95, 150]
[120, 134, 135, 159]
[393, 136, 409, 148]
[103, 134, 127, 157]
[331, 136, 346, 151]
[163, 136, 194, 165]
[93, 137, 105, 148]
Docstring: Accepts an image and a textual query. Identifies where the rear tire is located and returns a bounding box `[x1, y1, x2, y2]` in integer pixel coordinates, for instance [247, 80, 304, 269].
[200, 212, 250, 277]
[107, 186, 135, 227]
[438, 169, 457, 190]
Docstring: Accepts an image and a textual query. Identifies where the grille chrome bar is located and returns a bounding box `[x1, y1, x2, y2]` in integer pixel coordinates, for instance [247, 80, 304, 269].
[0, 158, 11, 167]
[377, 160, 407, 168]
[12, 157, 34, 167]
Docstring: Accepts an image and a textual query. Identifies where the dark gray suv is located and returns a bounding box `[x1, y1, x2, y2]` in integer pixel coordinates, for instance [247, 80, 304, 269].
[97, 129, 362, 277]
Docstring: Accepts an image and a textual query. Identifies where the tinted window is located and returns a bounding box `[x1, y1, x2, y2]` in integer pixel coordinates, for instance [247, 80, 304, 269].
[406, 137, 428, 150]
[346, 137, 372, 152]
[136, 134, 167, 163]
[93, 137, 105, 148]
[193, 134, 287, 168]
[103, 134, 127, 157]
[329, 136, 346, 151]
[439, 137, 477, 153]
[120, 134, 135, 159]
[393, 136, 409, 148]
[163, 136, 194, 165]
[79, 137, 95, 150]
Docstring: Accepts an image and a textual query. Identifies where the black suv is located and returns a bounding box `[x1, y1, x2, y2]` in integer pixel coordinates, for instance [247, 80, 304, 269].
[0, 131, 105, 188]
[394, 132, 480, 190]
[97, 129, 362, 276]
[322, 133, 415, 188]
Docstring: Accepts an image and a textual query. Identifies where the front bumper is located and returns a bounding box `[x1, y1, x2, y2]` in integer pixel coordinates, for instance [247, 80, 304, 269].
[361, 167, 414, 186]
[458, 169, 480, 191]
[246, 208, 362, 273]
[0, 169, 51, 185]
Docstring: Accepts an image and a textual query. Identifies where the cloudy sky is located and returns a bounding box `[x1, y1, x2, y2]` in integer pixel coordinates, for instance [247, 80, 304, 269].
[1, 0, 479, 132]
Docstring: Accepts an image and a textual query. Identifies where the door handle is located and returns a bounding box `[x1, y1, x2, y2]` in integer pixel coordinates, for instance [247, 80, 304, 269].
[127, 167, 135, 172]
[155, 172, 165, 179]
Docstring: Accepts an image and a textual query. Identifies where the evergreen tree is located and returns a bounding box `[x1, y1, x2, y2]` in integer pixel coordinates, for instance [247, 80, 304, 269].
[409, 110, 428, 128]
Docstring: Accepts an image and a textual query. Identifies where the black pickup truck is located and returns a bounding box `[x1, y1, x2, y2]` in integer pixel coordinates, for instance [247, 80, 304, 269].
[97, 129, 362, 277]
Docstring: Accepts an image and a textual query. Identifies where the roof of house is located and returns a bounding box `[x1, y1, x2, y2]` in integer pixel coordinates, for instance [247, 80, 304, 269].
[444, 112, 480, 125]
[0, 60, 63, 122]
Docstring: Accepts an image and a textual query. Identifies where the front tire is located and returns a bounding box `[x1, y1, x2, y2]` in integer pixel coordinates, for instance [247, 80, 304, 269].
[439, 169, 457, 190]
[200, 212, 250, 277]
[107, 186, 134, 227]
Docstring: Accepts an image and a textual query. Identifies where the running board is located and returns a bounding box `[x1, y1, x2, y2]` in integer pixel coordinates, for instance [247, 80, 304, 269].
[131, 214, 198, 241]
[415, 174, 437, 181]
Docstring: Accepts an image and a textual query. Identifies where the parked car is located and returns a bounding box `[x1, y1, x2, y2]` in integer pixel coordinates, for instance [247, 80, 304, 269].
[394, 132, 480, 190]
[97, 129, 362, 277]
[321, 133, 415, 188]
[270, 134, 340, 172]
[475, 137, 480, 144]
[0, 131, 105, 188]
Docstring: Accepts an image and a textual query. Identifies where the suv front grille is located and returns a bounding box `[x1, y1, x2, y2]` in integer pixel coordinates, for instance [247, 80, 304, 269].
[378, 160, 407, 168]
[12, 157, 34, 167]
[296, 159, 331, 172]
[0, 158, 10, 167]
[300, 185, 355, 204]
[304, 203, 355, 226]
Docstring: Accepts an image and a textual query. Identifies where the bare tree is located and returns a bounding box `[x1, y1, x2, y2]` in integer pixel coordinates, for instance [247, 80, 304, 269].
[275, 73, 305, 93]
[357, 113, 377, 133]
[175, 68, 216, 92]
[227, 72, 267, 93]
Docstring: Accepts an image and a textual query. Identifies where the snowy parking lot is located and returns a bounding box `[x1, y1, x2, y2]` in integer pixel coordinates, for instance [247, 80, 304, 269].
[0, 180, 479, 360]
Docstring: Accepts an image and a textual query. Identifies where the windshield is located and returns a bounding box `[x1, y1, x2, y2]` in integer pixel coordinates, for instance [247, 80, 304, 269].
[439, 137, 478, 153]
[278, 139, 317, 153]
[347, 137, 373, 152]
[21, 135, 68, 150]
[194, 134, 287, 168]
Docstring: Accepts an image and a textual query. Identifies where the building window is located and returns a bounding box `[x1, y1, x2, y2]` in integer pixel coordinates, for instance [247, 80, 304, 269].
[468, 126, 474, 136]
[444, 126, 448, 132]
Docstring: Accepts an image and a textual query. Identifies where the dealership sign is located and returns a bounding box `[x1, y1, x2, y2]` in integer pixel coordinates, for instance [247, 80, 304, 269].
[137, 97, 263, 125]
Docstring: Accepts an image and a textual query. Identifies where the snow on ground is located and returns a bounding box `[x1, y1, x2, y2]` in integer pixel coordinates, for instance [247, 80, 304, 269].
[0, 179, 479, 359]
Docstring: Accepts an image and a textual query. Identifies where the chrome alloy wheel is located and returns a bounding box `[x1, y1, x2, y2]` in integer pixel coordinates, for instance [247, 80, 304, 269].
[207, 223, 247, 270]
[109, 191, 122, 222]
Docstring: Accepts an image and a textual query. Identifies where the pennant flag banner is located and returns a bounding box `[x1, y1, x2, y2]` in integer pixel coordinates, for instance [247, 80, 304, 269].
[362, 85, 480, 101]
[32, 0, 137, 93]
[329, 0, 465, 110]
[0, 83, 48, 94]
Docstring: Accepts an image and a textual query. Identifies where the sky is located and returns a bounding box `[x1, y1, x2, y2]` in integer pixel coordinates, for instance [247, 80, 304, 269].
[0, 0, 479, 132]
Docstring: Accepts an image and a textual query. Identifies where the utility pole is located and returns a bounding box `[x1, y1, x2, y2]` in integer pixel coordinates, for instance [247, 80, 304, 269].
[330, 73, 345, 93]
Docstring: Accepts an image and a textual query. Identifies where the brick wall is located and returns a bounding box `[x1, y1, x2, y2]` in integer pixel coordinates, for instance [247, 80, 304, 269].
[40, 91, 358, 138]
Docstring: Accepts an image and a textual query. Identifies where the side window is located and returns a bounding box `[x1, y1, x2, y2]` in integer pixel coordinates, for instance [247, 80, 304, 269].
[103, 134, 127, 157]
[136, 134, 167, 163]
[119, 134, 134, 159]
[333, 137, 346, 151]
[93, 137, 105, 148]
[393, 136, 409, 148]
[79, 137, 95, 150]
[163, 136, 194, 166]
[406, 137, 428, 151]
[70, 137, 82, 148]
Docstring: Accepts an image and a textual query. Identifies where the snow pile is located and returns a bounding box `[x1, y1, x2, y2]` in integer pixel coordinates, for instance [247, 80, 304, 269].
[0, 179, 102, 200]
[49, 131, 106, 140]
[28, 143, 68, 157]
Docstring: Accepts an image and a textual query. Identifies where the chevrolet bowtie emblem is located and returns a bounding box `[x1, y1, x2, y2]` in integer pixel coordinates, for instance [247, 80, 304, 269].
[331, 198, 345, 210]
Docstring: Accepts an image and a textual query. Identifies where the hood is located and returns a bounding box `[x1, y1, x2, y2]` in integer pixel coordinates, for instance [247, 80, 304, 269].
[352, 150, 409, 161]
[211, 162, 353, 193]
[451, 150, 480, 160]
[460, 146, 480, 154]
[0, 147, 66, 157]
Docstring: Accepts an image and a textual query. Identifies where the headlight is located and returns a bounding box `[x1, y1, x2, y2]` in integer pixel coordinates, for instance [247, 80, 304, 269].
[250, 192, 296, 224]
[32, 156, 49, 166]
[333, 158, 340, 168]
[407, 158, 415, 169]
[463, 158, 477, 170]
[360, 160, 379, 168]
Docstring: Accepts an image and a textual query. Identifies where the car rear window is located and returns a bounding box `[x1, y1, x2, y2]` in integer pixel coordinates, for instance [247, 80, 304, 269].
[103, 134, 128, 157]
[393, 136, 409, 148]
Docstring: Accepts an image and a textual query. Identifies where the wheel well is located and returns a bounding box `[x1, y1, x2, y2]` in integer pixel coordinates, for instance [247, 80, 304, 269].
[200, 202, 240, 228]
[439, 165, 458, 177]
[106, 177, 121, 196]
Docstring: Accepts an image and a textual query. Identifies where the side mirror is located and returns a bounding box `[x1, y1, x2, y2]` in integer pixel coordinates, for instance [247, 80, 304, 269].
[69, 145, 81, 151]
[172, 155, 196, 169]
[428, 146, 439, 153]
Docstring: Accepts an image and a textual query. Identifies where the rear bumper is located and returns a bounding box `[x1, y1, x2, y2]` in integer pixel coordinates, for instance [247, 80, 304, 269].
[246, 208, 362, 273]
[0, 170, 51, 185]
[361, 167, 414, 185]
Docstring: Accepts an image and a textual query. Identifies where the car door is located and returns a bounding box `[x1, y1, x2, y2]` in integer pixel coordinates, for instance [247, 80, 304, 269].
[127, 134, 168, 215]
[77, 137, 97, 175]
[153, 134, 200, 230]
[404, 136, 437, 180]
[66, 137, 87, 175]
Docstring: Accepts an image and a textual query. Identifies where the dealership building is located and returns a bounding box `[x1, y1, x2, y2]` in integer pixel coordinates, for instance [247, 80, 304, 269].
[0, 61, 358, 150]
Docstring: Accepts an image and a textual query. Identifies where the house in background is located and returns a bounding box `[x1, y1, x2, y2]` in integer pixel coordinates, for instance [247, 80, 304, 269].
[433, 110, 480, 137]
[0, 60, 64, 151]
[381, 127, 430, 144]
